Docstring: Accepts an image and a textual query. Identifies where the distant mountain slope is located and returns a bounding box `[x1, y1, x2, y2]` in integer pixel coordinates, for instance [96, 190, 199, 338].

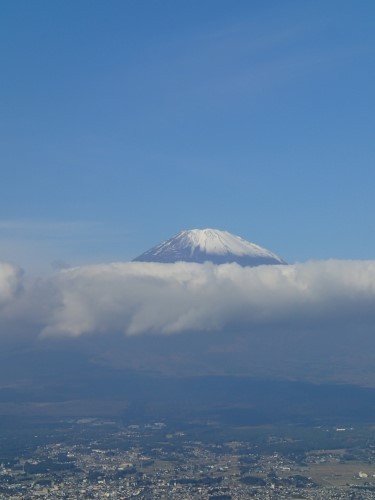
[133, 228, 286, 266]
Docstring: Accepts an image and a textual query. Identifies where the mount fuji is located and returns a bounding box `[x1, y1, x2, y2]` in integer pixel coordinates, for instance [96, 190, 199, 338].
[133, 229, 286, 266]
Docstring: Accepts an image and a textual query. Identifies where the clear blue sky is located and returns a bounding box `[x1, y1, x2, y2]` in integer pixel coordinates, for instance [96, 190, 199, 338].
[1, 0, 374, 271]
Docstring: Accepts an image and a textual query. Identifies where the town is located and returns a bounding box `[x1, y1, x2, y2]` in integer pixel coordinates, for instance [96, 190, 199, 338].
[1, 417, 375, 499]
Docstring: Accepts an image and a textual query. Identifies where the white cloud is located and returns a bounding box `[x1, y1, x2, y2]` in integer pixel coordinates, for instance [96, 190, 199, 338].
[1, 258, 375, 384]
[15, 259, 373, 339]
[0, 262, 23, 308]
[1, 258, 375, 344]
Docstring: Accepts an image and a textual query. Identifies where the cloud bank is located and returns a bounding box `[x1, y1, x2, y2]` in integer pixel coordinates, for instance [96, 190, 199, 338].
[1, 259, 375, 340]
[0, 262, 23, 308]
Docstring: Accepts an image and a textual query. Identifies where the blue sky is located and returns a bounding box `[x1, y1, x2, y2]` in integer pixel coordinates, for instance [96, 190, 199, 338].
[1, 0, 375, 271]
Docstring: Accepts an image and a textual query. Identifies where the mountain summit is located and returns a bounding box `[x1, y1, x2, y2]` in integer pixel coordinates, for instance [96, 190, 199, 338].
[133, 229, 286, 266]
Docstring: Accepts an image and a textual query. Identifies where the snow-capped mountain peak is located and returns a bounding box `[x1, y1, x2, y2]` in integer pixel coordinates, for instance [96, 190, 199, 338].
[133, 229, 286, 266]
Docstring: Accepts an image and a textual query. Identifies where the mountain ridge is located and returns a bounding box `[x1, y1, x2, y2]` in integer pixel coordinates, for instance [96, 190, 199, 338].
[133, 228, 286, 267]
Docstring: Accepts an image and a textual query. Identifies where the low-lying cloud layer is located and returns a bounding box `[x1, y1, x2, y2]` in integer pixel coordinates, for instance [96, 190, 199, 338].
[0, 262, 22, 308]
[1, 259, 375, 340]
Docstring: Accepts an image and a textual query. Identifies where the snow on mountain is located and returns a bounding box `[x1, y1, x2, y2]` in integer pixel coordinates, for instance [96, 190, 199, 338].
[133, 229, 287, 266]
